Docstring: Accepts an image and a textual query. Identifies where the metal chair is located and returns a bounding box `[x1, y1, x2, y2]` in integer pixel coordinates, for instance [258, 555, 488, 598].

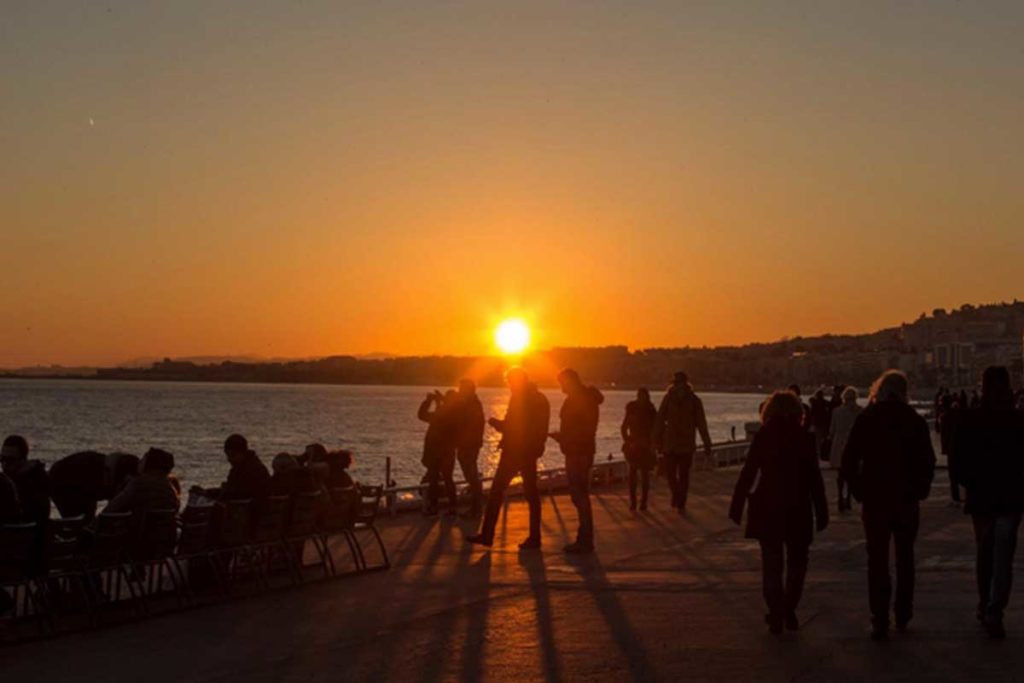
[245, 496, 291, 590]
[318, 487, 362, 575]
[351, 485, 389, 571]
[130, 509, 185, 611]
[173, 505, 221, 601]
[0, 523, 48, 635]
[207, 500, 254, 594]
[79, 512, 140, 623]
[283, 491, 330, 583]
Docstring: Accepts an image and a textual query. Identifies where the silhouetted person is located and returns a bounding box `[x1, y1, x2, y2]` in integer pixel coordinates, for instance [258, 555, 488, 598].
[622, 388, 658, 511]
[654, 372, 712, 513]
[104, 448, 181, 515]
[828, 387, 861, 513]
[549, 368, 603, 554]
[809, 388, 831, 459]
[0, 471, 21, 523]
[468, 368, 549, 549]
[842, 370, 936, 640]
[0, 435, 50, 525]
[730, 390, 829, 634]
[455, 379, 485, 517]
[216, 434, 271, 503]
[950, 366, 1024, 640]
[789, 384, 813, 433]
[270, 453, 320, 498]
[49, 451, 140, 521]
[418, 390, 459, 516]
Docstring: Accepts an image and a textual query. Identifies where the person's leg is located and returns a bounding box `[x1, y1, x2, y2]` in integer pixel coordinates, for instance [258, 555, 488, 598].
[836, 471, 848, 512]
[663, 452, 680, 507]
[985, 513, 1022, 626]
[973, 514, 995, 618]
[520, 460, 542, 543]
[458, 448, 482, 514]
[864, 509, 893, 633]
[628, 464, 638, 510]
[567, 455, 594, 549]
[425, 463, 440, 513]
[759, 539, 785, 629]
[677, 451, 695, 510]
[476, 459, 514, 543]
[785, 540, 810, 618]
[442, 455, 458, 514]
[893, 504, 920, 628]
[640, 468, 650, 510]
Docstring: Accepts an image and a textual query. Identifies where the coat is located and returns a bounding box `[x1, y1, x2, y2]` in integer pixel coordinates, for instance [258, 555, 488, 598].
[729, 418, 829, 545]
[493, 383, 550, 464]
[555, 386, 605, 460]
[840, 400, 936, 511]
[456, 394, 486, 452]
[220, 451, 272, 503]
[653, 383, 712, 454]
[621, 399, 658, 469]
[418, 397, 457, 469]
[950, 406, 1024, 516]
[828, 403, 862, 465]
[104, 472, 181, 515]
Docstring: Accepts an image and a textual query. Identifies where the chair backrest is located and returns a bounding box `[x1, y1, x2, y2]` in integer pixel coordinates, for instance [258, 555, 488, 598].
[0, 523, 39, 580]
[88, 512, 134, 568]
[248, 496, 289, 545]
[320, 487, 357, 532]
[177, 511, 214, 556]
[285, 491, 321, 538]
[133, 509, 179, 561]
[44, 516, 86, 573]
[216, 500, 252, 549]
[355, 485, 383, 526]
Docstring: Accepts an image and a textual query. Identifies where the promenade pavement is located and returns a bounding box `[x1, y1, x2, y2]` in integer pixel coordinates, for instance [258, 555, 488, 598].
[1, 465, 1020, 682]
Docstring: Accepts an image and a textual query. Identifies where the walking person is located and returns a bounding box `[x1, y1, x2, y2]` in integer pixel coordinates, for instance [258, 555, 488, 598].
[621, 388, 658, 511]
[417, 390, 459, 517]
[729, 390, 829, 634]
[950, 366, 1024, 639]
[455, 379, 486, 517]
[549, 368, 604, 554]
[653, 371, 712, 514]
[828, 386, 862, 513]
[841, 370, 936, 640]
[467, 368, 550, 549]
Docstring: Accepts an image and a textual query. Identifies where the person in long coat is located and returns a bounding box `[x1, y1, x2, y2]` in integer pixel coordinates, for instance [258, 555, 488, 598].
[621, 388, 658, 511]
[729, 390, 829, 634]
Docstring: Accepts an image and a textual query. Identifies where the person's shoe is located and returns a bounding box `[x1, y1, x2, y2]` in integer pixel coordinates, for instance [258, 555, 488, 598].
[985, 619, 1007, 640]
[563, 542, 594, 555]
[765, 614, 783, 635]
[870, 624, 889, 641]
[518, 536, 541, 550]
[785, 612, 799, 631]
[466, 534, 493, 548]
[895, 617, 911, 633]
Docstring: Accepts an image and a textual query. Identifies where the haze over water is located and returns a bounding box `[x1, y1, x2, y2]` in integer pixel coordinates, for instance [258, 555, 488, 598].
[0, 379, 762, 489]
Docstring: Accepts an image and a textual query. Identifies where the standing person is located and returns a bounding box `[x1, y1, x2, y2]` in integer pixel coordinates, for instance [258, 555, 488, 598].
[841, 370, 936, 640]
[828, 387, 862, 513]
[455, 379, 486, 517]
[549, 368, 604, 554]
[0, 435, 50, 525]
[417, 390, 459, 517]
[789, 384, 813, 433]
[467, 368, 550, 549]
[729, 390, 829, 634]
[950, 366, 1024, 639]
[48, 451, 140, 521]
[621, 388, 658, 511]
[654, 371, 712, 514]
[809, 389, 832, 460]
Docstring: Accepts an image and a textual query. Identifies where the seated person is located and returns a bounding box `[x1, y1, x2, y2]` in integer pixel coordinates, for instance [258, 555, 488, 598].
[0, 435, 50, 525]
[104, 448, 181, 515]
[49, 451, 140, 520]
[327, 450, 356, 489]
[215, 434, 271, 503]
[270, 453, 319, 498]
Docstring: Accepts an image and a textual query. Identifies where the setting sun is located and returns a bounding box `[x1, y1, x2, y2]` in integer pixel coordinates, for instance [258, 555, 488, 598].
[495, 319, 531, 355]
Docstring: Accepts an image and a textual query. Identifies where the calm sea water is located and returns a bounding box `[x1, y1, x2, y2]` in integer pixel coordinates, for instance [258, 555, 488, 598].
[0, 379, 764, 489]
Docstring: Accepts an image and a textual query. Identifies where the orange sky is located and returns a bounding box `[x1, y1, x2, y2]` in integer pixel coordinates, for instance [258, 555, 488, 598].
[2, 2, 1023, 367]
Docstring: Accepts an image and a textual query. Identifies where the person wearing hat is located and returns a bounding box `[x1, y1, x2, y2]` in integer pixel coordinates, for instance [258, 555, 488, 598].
[104, 447, 181, 515]
[653, 372, 712, 513]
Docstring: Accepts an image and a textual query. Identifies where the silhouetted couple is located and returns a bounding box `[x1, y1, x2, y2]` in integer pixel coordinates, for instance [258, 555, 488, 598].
[417, 380, 485, 517]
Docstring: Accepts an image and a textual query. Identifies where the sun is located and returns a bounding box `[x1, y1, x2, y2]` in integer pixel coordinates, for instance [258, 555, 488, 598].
[495, 318, 531, 355]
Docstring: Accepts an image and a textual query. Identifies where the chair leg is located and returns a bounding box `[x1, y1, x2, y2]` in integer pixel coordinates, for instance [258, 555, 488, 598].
[371, 525, 390, 570]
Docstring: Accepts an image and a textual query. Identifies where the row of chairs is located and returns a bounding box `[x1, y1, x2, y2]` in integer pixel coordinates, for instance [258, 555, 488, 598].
[0, 484, 388, 638]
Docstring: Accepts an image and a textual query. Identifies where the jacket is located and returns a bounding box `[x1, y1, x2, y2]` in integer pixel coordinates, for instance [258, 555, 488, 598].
[418, 397, 457, 468]
[828, 403, 862, 464]
[556, 386, 605, 458]
[220, 451, 272, 503]
[456, 394, 486, 452]
[840, 401, 936, 510]
[654, 383, 712, 454]
[104, 472, 181, 515]
[950, 406, 1024, 516]
[493, 383, 551, 463]
[729, 419, 828, 545]
[10, 460, 51, 524]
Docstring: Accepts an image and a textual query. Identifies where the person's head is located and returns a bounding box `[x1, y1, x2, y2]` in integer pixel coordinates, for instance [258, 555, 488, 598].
[505, 367, 529, 393]
[788, 384, 801, 397]
[223, 434, 249, 464]
[637, 387, 651, 403]
[557, 368, 582, 394]
[335, 449, 354, 470]
[869, 370, 909, 404]
[272, 453, 299, 475]
[981, 366, 1014, 409]
[109, 453, 140, 490]
[141, 448, 174, 475]
[673, 371, 689, 386]
[0, 435, 29, 475]
[458, 378, 476, 396]
[842, 386, 859, 406]
[304, 443, 328, 463]
[444, 389, 459, 404]
[760, 391, 804, 425]
[814, 388, 825, 400]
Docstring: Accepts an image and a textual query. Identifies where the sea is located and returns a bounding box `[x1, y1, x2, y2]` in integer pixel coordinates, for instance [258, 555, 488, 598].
[0, 379, 765, 489]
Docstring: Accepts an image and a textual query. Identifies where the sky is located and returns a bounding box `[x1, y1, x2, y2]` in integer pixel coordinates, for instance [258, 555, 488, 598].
[2, 1, 1023, 367]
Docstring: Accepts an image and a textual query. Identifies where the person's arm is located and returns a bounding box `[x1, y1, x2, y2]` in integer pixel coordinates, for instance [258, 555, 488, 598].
[728, 434, 762, 524]
[103, 479, 138, 514]
[917, 415, 937, 500]
[417, 396, 436, 424]
[840, 415, 865, 502]
[653, 395, 669, 451]
[0, 478, 21, 523]
[620, 409, 631, 442]
[808, 445, 829, 531]
[696, 398, 713, 454]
